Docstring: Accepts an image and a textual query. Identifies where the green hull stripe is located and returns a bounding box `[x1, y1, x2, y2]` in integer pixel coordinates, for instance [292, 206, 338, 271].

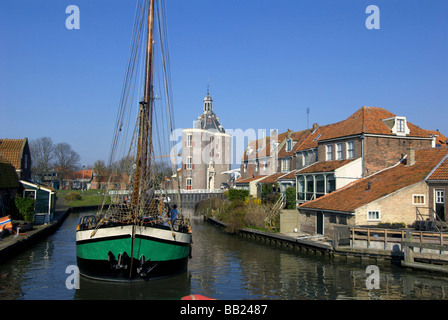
[76, 237, 190, 262]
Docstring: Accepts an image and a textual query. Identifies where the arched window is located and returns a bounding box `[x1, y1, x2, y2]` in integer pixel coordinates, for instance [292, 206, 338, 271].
[326, 174, 336, 193]
[306, 175, 314, 200]
[316, 175, 325, 198]
[297, 176, 305, 201]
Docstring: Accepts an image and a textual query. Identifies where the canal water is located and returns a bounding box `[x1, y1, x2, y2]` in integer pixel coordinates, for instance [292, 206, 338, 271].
[1, 210, 448, 300]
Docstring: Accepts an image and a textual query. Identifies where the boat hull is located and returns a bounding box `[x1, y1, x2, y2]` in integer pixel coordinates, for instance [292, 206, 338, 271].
[76, 224, 192, 282]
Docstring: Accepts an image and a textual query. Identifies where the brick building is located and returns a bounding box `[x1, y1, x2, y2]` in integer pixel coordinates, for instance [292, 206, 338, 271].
[236, 106, 445, 201]
[298, 147, 448, 237]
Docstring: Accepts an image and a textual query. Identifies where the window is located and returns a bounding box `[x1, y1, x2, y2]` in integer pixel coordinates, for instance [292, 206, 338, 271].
[281, 159, 290, 171]
[346, 141, 355, 159]
[336, 143, 343, 160]
[186, 178, 192, 190]
[326, 174, 336, 193]
[24, 189, 36, 199]
[436, 189, 445, 204]
[367, 210, 381, 221]
[316, 175, 325, 198]
[286, 139, 292, 152]
[306, 176, 314, 200]
[326, 144, 333, 161]
[186, 156, 192, 169]
[187, 134, 193, 147]
[413, 194, 426, 205]
[297, 176, 305, 201]
[397, 119, 405, 133]
[329, 214, 337, 223]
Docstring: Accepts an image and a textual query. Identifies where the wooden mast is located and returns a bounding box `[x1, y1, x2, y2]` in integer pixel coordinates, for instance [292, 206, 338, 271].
[130, 0, 155, 280]
[133, 0, 155, 210]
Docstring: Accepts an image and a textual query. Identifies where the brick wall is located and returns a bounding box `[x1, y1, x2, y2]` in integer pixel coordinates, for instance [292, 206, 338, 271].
[355, 181, 428, 227]
[364, 136, 431, 175]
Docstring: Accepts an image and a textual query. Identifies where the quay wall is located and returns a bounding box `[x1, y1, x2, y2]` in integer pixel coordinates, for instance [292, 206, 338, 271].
[0, 207, 71, 264]
[207, 217, 448, 271]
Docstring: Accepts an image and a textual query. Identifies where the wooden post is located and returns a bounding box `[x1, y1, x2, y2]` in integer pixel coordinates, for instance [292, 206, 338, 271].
[404, 231, 414, 263]
[367, 228, 370, 248]
[384, 229, 388, 250]
[352, 227, 355, 247]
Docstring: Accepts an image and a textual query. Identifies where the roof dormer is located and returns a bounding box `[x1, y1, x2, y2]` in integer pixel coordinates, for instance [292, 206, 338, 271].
[382, 116, 410, 136]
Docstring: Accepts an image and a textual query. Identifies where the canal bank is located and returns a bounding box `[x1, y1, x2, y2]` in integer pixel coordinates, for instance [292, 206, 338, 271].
[0, 199, 71, 264]
[206, 217, 448, 274]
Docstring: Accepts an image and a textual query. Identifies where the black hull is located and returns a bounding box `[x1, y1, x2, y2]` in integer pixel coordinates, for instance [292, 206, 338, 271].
[77, 256, 189, 282]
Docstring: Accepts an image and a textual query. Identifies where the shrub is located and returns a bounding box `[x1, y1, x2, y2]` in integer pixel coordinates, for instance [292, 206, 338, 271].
[263, 192, 280, 204]
[13, 196, 35, 222]
[225, 206, 246, 234]
[244, 203, 266, 229]
[227, 189, 249, 202]
[65, 192, 82, 202]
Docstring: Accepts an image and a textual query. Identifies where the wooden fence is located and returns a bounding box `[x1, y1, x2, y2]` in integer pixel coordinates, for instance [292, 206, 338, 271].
[348, 227, 448, 250]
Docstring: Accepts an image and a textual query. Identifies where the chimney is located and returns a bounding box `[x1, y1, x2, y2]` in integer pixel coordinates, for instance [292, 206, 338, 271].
[312, 123, 319, 132]
[406, 146, 415, 166]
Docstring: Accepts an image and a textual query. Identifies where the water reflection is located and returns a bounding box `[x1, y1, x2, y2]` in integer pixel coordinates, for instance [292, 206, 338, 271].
[0, 211, 448, 300]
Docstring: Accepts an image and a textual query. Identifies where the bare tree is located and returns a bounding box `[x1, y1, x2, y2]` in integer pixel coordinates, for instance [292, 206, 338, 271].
[54, 142, 81, 186]
[93, 159, 108, 178]
[29, 137, 55, 183]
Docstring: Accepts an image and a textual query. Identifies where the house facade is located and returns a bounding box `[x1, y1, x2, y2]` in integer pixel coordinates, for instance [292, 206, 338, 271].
[298, 147, 448, 237]
[237, 106, 442, 204]
[181, 92, 231, 190]
[425, 155, 448, 223]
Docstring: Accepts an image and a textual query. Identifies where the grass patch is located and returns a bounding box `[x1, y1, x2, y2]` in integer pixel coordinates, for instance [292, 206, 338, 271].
[57, 190, 111, 207]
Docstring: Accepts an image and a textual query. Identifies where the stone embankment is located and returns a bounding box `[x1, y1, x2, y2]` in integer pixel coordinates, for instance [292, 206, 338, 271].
[207, 217, 448, 274]
[0, 199, 70, 264]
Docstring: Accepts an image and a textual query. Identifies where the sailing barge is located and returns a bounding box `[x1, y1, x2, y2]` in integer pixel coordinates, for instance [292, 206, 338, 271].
[76, 0, 192, 282]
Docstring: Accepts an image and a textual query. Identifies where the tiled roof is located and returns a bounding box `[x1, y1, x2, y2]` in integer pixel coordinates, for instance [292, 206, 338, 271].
[257, 172, 288, 184]
[70, 169, 94, 180]
[426, 130, 448, 147]
[242, 131, 288, 160]
[427, 155, 448, 180]
[318, 106, 431, 141]
[278, 170, 298, 180]
[278, 129, 314, 158]
[300, 147, 448, 213]
[235, 175, 266, 184]
[0, 138, 27, 169]
[296, 159, 355, 174]
[243, 106, 434, 163]
[0, 157, 20, 189]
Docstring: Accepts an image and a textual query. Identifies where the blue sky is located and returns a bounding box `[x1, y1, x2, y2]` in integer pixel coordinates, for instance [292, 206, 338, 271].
[1, 0, 447, 166]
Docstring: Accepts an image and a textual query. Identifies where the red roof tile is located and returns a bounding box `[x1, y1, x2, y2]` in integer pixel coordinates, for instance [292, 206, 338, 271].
[0, 139, 27, 169]
[257, 172, 289, 184]
[296, 159, 355, 174]
[235, 175, 266, 184]
[318, 106, 431, 141]
[300, 147, 448, 213]
[427, 154, 448, 180]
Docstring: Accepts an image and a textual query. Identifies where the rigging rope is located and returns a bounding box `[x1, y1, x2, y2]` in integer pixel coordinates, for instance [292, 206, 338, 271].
[95, 0, 178, 222]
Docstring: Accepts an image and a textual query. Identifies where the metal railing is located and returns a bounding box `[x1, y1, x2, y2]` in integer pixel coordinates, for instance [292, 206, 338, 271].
[415, 207, 448, 232]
